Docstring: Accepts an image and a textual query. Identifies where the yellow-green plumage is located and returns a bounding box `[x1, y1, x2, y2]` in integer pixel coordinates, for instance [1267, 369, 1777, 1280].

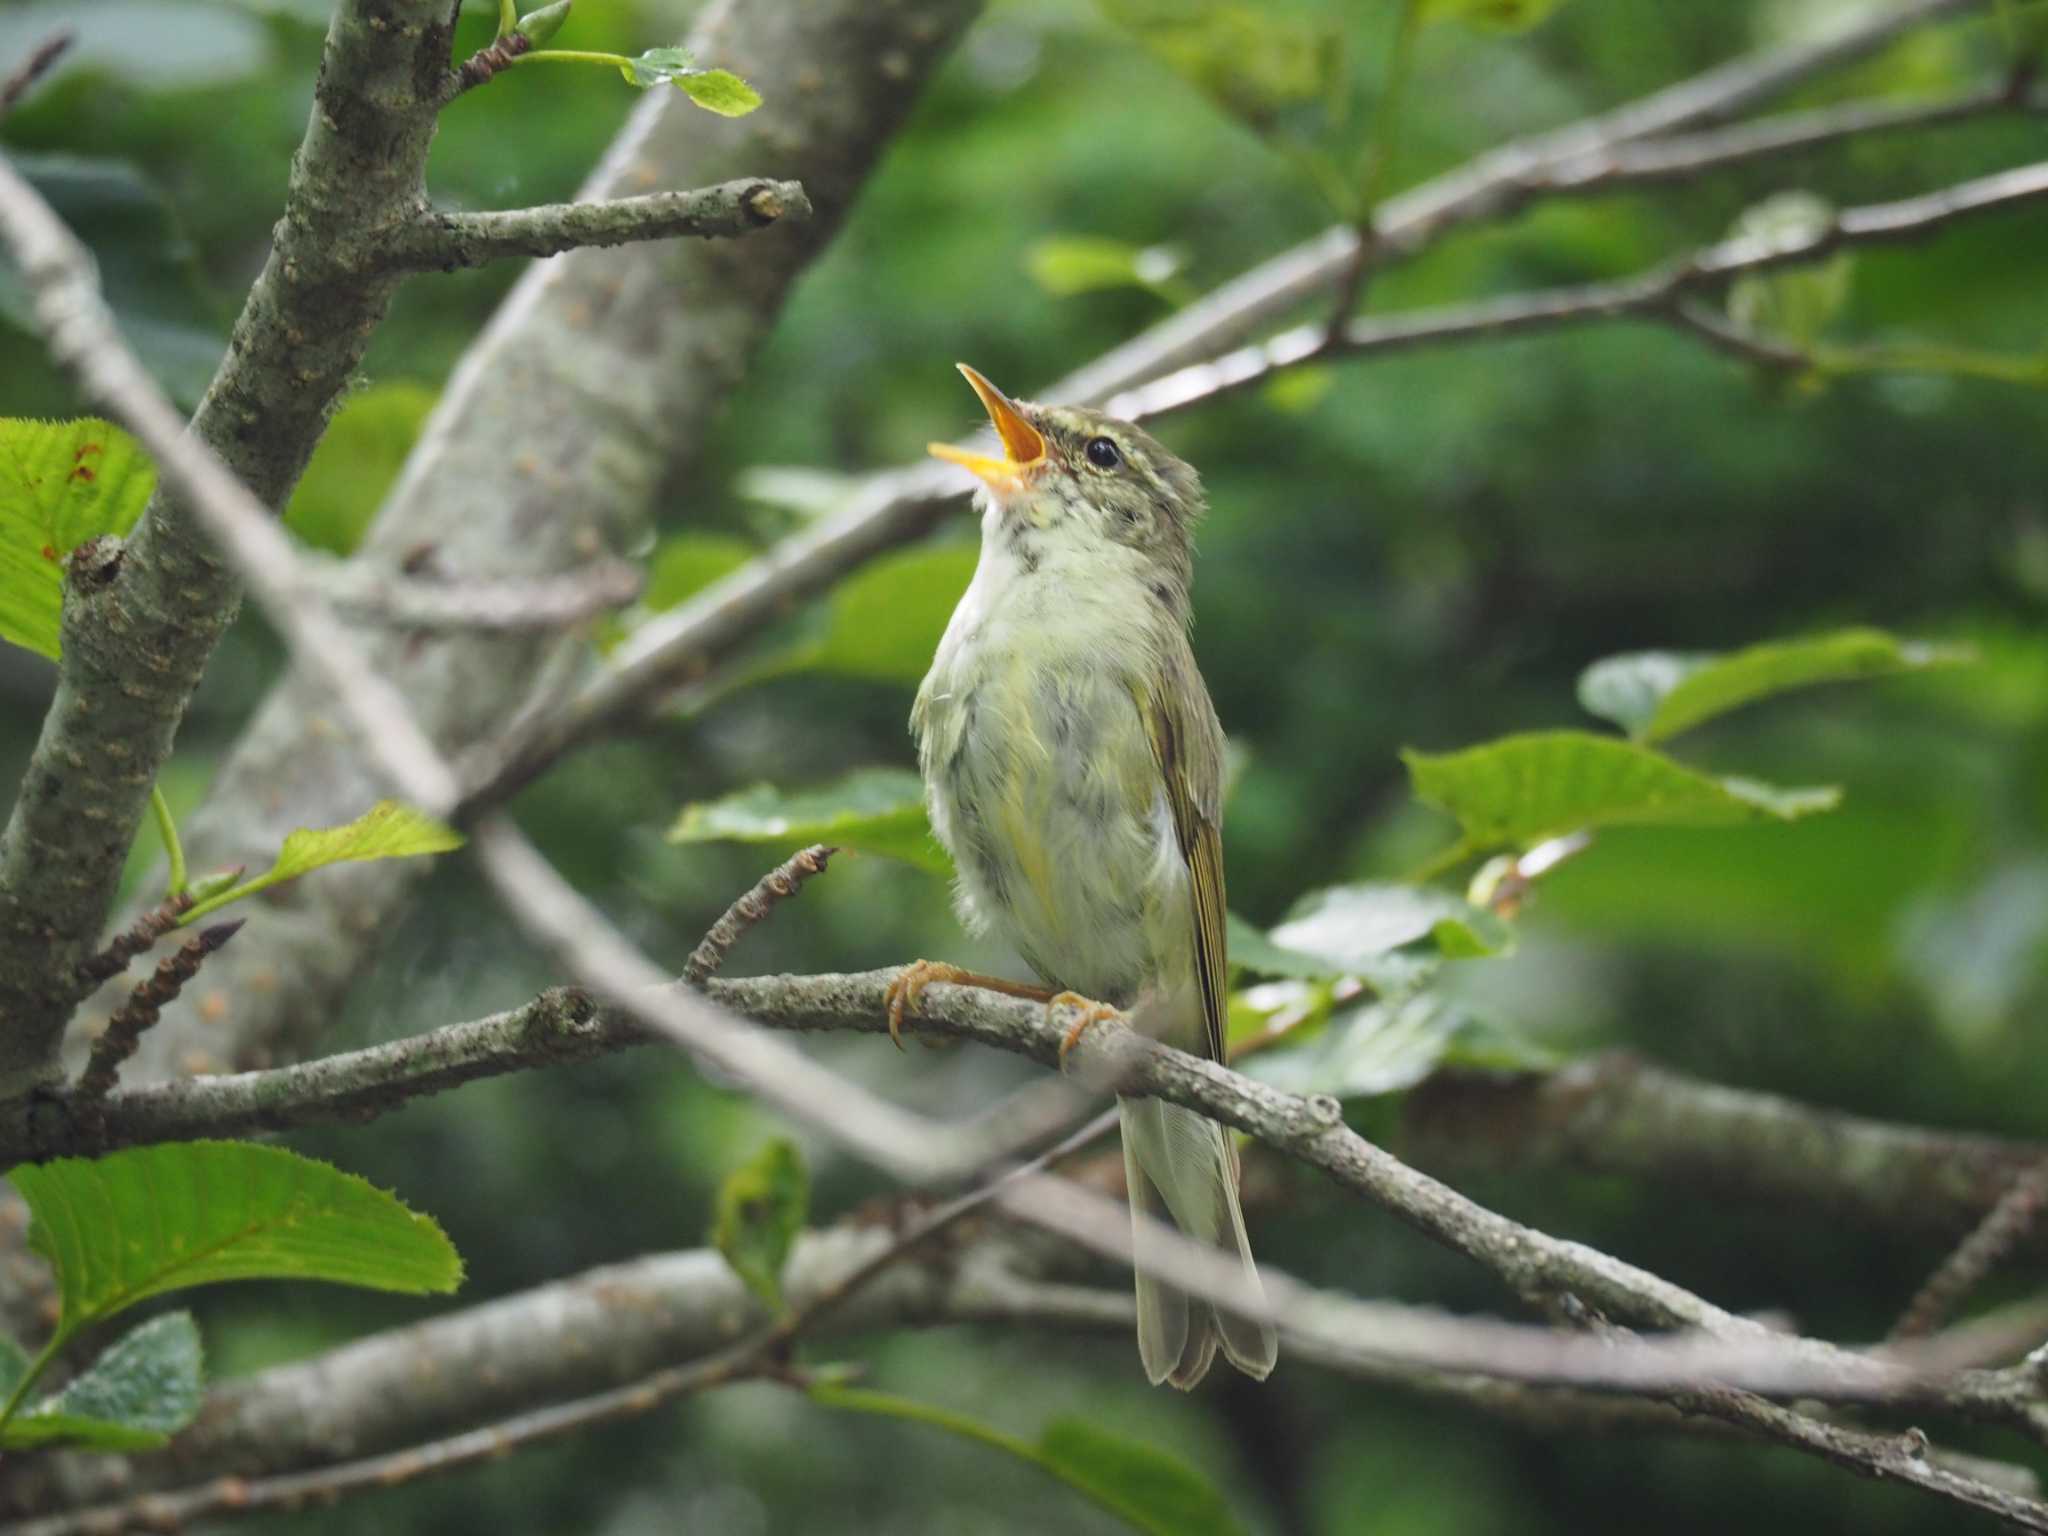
[915, 373, 1276, 1389]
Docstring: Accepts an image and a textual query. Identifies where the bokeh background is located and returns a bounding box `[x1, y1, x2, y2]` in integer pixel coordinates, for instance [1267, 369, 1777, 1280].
[5, 0, 2048, 1530]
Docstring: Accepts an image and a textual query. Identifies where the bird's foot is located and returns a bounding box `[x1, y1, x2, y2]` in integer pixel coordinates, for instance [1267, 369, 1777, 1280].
[1050, 992, 1120, 1067]
[884, 962, 1054, 1050]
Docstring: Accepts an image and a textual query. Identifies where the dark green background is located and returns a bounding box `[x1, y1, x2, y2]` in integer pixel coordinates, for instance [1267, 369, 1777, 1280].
[4, 0, 2048, 1530]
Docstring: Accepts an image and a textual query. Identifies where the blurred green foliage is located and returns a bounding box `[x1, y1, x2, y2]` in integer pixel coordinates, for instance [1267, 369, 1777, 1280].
[7, 0, 2048, 1531]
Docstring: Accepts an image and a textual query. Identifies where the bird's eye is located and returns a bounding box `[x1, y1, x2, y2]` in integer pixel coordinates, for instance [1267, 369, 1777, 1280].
[1084, 436, 1122, 470]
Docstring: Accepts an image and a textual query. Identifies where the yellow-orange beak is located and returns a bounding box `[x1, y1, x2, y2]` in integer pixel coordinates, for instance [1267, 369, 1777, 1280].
[927, 363, 1046, 491]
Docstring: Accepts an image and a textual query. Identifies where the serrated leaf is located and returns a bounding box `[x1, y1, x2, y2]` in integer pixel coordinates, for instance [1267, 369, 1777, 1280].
[675, 67, 762, 116]
[285, 383, 435, 557]
[1403, 731, 1840, 850]
[1578, 629, 1970, 744]
[0, 417, 155, 659]
[1418, 0, 1564, 31]
[1245, 995, 1553, 1099]
[11, 1142, 462, 1337]
[669, 768, 949, 873]
[181, 800, 465, 923]
[4, 1313, 202, 1451]
[1038, 1418, 1247, 1536]
[711, 1139, 807, 1314]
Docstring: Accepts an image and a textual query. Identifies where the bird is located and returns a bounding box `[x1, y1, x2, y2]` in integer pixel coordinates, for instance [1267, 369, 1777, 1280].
[889, 362, 1277, 1389]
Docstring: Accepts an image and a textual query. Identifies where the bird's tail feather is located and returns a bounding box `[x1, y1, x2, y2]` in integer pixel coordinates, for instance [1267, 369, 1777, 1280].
[1119, 1095, 1278, 1389]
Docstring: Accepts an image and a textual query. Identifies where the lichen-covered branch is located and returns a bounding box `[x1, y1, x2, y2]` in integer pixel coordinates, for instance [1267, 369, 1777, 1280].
[0, 0, 462, 1096]
[387, 179, 810, 271]
[116, 0, 984, 1083]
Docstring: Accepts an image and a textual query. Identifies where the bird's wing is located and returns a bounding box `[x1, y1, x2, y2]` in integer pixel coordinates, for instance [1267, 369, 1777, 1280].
[1139, 645, 1229, 1067]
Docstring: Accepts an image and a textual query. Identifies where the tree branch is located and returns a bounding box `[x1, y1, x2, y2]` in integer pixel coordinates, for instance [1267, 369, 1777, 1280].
[386, 179, 811, 271]
[1404, 1054, 2048, 1251]
[0, 0, 463, 1096]
[1103, 159, 2048, 420]
[480, 0, 2007, 793]
[13, 1208, 2046, 1529]
[109, 0, 984, 1084]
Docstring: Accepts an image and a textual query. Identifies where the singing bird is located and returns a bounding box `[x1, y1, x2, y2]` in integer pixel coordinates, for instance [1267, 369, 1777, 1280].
[891, 363, 1277, 1388]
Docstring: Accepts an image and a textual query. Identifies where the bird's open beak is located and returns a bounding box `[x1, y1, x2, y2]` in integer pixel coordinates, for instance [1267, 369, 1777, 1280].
[927, 363, 1046, 491]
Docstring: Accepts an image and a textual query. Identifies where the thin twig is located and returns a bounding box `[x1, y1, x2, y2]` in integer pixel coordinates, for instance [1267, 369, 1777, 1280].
[684, 845, 837, 983]
[442, 28, 532, 101]
[0, 30, 72, 119]
[72, 891, 194, 986]
[385, 180, 811, 272]
[1105, 159, 2048, 421]
[73, 922, 243, 1107]
[1894, 1158, 2048, 1341]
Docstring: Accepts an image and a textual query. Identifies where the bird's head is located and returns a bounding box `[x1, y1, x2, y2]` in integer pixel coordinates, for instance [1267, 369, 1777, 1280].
[928, 363, 1203, 594]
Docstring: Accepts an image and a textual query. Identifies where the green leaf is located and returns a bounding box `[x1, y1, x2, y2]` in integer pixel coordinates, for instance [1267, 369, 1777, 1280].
[1097, 2, 1343, 141]
[0, 417, 155, 659]
[1038, 1418, 1248, 1536]
[810, 1387, 1246, 1536]
[1578, 628, 1971, 744]
[11, 1142, 462, 1336]
[0, 1335, 29, 1398]
[181, 801, 465, 923]
[710, 1139, 808, 1314]
[1227, 977, 1339, 1053]
[1246, 994, 1555, 1098]
[675, 67, 762, 116]
[623, 45, 693, 86]
[4, 1313, 202, 1451]
[1226, 912, 1351, 980]
[1025, 237, 1186, 300]
[284, 383, 436, 556]
[669, 768, 949, 873]
[810, 545, 978, 684]
[1270, 883, 1512, 964]
[642, 533, 758, 612]
[622, 50, 761, 115]
[1403, 731, 1840, 851]
[1725, 192, 1853, 348]
[1418, 0, 1564, 31]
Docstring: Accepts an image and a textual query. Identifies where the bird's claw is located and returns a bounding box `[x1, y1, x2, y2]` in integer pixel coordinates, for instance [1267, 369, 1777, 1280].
[1051, 991, 1119, 1068]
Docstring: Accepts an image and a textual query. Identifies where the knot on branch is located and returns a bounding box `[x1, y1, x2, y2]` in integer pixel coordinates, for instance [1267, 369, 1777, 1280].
[65, 534, 124, 593]
[454, 31, 532, 94]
